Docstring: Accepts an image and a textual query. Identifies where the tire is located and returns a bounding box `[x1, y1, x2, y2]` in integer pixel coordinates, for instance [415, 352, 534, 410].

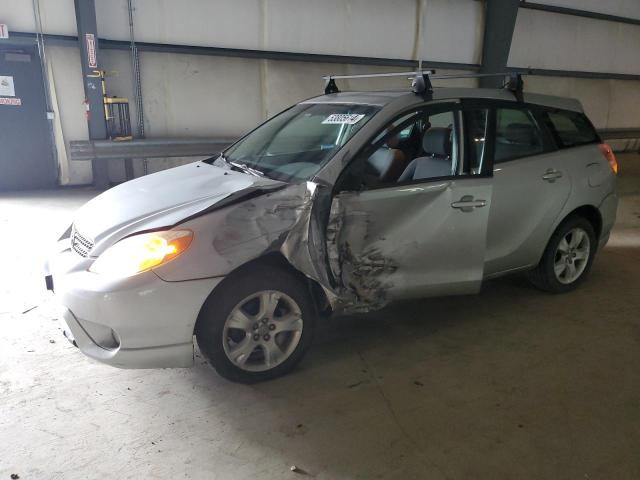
[527, 215, 597, 293]
[195, 265, 316, 383]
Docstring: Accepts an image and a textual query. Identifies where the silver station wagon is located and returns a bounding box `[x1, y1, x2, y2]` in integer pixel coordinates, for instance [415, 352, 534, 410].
[47, 72, 618, 382]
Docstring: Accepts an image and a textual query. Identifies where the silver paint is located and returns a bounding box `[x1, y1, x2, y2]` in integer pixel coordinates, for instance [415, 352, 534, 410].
[49, 87, 618, 369]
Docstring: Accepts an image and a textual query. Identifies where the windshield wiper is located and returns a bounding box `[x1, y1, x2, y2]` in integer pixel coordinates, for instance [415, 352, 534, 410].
[229, 161, 265, 177]
[216, 153, 265, 178]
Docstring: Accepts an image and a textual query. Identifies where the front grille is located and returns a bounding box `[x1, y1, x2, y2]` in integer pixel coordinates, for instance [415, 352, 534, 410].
[70, 225, 94, 257]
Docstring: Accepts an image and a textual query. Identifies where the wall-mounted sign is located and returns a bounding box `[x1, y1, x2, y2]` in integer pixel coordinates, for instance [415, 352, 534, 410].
[0, 24, 8, 39]
[0, 75, 15, 96]
[0, 97, 21, 106]
[85, 33, 97, 68]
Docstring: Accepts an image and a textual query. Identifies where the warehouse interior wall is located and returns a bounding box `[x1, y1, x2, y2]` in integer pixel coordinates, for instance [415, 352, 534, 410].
[0, 0, 638, 185]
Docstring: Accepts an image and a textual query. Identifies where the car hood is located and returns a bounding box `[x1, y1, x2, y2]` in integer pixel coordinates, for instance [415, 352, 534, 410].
[73, 161, 282, 252]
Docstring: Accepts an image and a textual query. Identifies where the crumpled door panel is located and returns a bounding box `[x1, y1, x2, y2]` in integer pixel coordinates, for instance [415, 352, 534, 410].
[324, 179, 493, 312]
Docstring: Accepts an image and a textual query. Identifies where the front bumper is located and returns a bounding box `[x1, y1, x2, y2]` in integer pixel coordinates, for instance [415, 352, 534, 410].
[49, 245, 222, 369]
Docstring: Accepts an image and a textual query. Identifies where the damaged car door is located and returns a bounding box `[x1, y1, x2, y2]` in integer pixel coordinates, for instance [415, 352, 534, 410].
[326, 104, 494, 309]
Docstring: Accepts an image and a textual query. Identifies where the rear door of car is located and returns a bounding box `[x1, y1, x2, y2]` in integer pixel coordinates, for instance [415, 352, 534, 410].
[483, 101, 571, 277]
[324, 102, 495, 309]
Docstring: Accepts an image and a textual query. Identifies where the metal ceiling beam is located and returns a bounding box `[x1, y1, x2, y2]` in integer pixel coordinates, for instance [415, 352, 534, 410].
[479, 0, 521, 88]
[9, 31, 479, 71]
[520, 1, 640, 26]
[10, 29, 640, 83]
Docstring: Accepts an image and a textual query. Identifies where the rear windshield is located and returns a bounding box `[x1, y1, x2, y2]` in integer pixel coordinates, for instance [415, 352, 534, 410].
[544, 109, 599, 148]
[220, 103, 380, 182]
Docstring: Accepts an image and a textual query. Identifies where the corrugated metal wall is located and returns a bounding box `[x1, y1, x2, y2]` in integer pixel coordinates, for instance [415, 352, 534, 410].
[0, 0, 638, 184]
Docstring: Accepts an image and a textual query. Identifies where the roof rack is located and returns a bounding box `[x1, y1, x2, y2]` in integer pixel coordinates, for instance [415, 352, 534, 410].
[322, 70, 525, 101]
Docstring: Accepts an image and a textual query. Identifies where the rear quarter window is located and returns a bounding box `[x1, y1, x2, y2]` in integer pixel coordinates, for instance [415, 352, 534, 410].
[494, 107, 545, 163]
[544, 109, 599, 148]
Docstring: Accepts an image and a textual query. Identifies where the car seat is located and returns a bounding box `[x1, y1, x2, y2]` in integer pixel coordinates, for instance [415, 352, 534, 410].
[398, 127, 453, 182]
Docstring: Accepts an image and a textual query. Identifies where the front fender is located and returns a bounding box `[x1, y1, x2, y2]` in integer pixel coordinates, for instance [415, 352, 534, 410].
[152, 182, 336, 288]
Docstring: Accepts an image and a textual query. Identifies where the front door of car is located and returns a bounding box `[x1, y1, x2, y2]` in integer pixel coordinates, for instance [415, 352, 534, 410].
[325, 104, 494, 310]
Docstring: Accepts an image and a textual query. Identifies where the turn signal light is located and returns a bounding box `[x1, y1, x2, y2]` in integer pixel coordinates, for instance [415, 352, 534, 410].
[598, 143, 618, 174]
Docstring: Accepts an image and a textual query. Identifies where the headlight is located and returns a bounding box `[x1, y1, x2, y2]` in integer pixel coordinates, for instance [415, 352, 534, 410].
[89, 230, 193, 277]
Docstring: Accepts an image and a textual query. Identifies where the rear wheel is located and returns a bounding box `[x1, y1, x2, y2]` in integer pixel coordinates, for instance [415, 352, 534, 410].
[527, 216, 596, 293]
[195, 265, 316, 383]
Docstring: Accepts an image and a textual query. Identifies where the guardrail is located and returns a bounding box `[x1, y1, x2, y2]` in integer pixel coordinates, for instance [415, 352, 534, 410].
[599, 129, 640, 153]
[69, 138, 235, 161]
[69, 128, 640, 164]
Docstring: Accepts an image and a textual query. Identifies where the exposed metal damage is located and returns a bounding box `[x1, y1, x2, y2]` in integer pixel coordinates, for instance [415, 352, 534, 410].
[68, 156, 402, 314]
[326, 196, 397, 311]
[185, 177, 398, 314]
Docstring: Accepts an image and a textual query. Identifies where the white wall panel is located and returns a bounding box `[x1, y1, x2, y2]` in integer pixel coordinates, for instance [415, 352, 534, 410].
[606, 79, 640, 128]
[266, 0, 417, 59]
[509, 9, 640, 75]
[96, 0, 483, 65]
[0, 0, 77, 35]
[532, 0, 640, 21]
[420, 0, 484, 65]
[136, 52, 263, 138]
[97, 0, 262, 49]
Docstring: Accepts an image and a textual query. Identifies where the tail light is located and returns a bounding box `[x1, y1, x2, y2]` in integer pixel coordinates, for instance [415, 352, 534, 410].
[598, 143, 618, 174]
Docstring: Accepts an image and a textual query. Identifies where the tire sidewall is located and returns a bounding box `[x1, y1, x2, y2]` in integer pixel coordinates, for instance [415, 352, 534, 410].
[195, 265, 316, 383]
[542, 216, 597, 293]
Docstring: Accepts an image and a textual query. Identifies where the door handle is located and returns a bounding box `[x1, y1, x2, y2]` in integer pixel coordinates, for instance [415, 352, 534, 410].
[542, 168, 563, 182]
[451, 195, 487, 212]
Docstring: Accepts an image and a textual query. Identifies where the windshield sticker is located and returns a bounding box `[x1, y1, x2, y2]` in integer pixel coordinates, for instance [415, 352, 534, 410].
[322, 113, 365, 125]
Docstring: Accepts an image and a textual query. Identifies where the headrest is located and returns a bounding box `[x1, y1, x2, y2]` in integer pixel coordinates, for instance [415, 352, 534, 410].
[504, 123, 538, 145]
[386, 132, 400, 149]
[422, 127, 451, 157]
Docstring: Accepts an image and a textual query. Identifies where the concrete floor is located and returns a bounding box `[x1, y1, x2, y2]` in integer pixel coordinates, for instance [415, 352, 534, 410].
[1, 154, 639, 480]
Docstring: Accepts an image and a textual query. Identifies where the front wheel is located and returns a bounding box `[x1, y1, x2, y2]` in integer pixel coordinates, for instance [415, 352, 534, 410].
[527, 216, 597, 293]
[195, 265, 316, 383]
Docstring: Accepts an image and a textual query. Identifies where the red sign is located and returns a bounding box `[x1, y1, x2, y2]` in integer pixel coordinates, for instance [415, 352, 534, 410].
[85, 33, 97, 68]
[0, 97, 21, 106]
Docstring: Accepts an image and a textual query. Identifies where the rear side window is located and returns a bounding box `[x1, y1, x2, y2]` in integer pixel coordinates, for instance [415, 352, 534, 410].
[544, 109, 599, 148]
[494, 108, 544, 163]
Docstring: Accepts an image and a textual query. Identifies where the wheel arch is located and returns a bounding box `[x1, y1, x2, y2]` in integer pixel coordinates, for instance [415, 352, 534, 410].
[536, 204, 602, 266]
[194, 252, 331, 334]
[562, 205, 603, 240]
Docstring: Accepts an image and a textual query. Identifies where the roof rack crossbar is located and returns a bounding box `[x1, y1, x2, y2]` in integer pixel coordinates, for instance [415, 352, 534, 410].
[322, 70, 525, 100]
[322, 70, 435, 81]
[323, 70, 436, 95]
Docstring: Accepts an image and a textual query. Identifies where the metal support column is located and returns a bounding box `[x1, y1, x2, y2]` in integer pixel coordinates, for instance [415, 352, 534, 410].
[74, 0, 109, 188]
[479, 0, 521, 88]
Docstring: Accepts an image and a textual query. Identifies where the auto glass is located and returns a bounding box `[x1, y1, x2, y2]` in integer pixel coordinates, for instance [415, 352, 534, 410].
[222, 103, 380, 182]
[546, 110, 599, 148]
[494, 108, 544, 163]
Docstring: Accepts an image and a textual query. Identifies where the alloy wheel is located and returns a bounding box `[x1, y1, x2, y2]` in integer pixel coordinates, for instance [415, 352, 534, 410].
[222, 290, 304, 372]
[553, 227, 591, 285]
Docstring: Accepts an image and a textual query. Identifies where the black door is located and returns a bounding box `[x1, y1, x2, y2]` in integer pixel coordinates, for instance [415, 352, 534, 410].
[0, 45, 57, 190]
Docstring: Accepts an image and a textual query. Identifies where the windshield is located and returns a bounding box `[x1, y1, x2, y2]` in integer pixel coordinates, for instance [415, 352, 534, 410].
[220, 103, 380, 182]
